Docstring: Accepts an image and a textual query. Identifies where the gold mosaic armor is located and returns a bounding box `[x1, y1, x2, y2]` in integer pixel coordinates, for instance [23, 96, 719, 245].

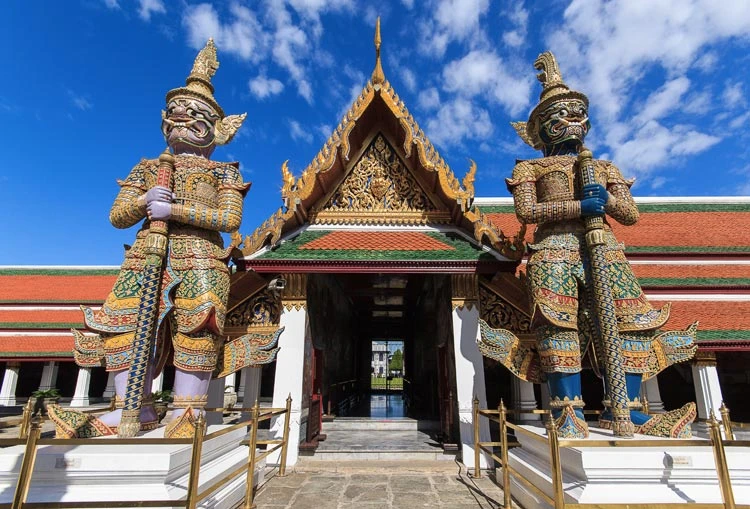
[80, 154, 249, 373]
[507, 156, 693, 376]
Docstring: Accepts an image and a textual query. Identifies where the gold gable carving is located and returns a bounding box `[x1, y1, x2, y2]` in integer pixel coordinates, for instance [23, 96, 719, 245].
[311, 134, 451, 225]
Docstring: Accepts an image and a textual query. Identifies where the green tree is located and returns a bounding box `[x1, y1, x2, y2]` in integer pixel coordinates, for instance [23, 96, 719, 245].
[389, 349, 403, 372]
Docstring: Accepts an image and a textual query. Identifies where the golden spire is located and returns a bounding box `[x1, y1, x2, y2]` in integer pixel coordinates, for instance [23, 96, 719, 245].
[371, 17, 385, 85]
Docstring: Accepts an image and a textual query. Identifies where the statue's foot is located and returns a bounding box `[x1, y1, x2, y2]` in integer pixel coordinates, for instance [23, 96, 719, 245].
[164, 406, 202, 439]
[48, 405, 159, 438]
[634, 403, 696, 438]
[552, 405, 589, 439]
[48, 405, 116, 439]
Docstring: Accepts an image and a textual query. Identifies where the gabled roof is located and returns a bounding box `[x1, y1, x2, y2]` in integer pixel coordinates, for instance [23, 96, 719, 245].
[239, 24, 523, 265]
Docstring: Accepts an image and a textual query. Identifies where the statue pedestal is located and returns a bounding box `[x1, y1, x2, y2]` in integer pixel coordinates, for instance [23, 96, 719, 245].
[502, 425, 750, 509]
[0, 425, 264, 508]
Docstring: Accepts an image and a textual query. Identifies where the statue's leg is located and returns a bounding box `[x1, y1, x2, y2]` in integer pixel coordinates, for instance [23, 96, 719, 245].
[537, 324, 589, 438]
[624, 372, 696, 438]
[98, 369, 158, 427]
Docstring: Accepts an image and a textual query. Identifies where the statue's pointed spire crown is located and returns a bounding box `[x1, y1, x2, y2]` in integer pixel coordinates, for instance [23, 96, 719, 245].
[371, 17, 385, 85]
[166, 38, 224, 117]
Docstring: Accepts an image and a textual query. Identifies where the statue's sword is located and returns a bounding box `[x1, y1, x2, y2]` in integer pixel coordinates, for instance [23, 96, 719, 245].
[577, 147, 633, 438]
[119, 149, 175, 437]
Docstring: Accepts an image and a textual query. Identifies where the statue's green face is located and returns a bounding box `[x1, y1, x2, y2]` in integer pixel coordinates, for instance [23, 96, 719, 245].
[537, 98, 590, 154]
[161, 97, 220, 157]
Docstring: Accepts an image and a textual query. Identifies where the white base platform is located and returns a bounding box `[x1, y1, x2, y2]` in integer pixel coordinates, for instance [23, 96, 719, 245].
[503, 425, 750, 509]
[0, 425, 264, 509]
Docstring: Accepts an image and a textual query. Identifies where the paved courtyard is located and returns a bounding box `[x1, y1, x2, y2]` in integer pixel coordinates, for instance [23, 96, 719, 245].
[253, 465, 512, 509]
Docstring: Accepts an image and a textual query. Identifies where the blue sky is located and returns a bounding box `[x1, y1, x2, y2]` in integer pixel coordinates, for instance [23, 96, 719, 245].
[2, 0, 750, 265]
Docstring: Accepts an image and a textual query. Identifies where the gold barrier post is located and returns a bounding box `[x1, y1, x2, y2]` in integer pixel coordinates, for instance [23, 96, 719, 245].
[720, 402, 735, 441]
[473, 395, 480, 478]
[279, 394, 292, 477]
[642, 395, 649, 416]
[244, 400, 260, 509]
[709, 410, 736, 509]
[185, 412, 207, 509]
[18, 400, 32, 440]
[545, 413, 565, 509]
[499, 400, 511, 509]
[11, 416, 42, 509]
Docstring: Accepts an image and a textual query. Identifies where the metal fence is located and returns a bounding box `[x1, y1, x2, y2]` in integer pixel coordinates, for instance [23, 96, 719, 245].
[473, 398, 748, 509]
[1, 397, 293, 509]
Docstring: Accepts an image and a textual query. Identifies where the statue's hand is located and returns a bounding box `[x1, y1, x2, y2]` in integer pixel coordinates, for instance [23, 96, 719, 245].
[147, 200, 172, 221]
[581, 184, 607, 217]
[583, 183, 608, 202]
[145, 186, 173, 205]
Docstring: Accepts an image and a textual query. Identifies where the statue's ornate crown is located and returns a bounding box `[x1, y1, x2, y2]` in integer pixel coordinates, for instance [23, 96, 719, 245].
[164, 39, 246, 145]
[512, 51, 588, 149]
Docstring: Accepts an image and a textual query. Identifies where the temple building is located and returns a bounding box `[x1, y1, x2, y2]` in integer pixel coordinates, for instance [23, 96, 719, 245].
[1, 31, 749, 466]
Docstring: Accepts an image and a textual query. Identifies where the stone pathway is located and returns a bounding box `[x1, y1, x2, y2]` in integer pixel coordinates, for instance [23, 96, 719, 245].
[253, 466, 512, 509]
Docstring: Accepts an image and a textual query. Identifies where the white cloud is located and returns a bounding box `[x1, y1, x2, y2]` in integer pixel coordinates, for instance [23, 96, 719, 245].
[722, 81, 745, 107]
[183, 3, 267, 63]
[425, 97, 493, 147]
[638, 77, 690, 125]
[288, 119, 313, 143]
[442, 50, 531, 117]
[248, 75, 284, 99]
[419, 0, 490, 56]
[418, 87, 441, 111]
[103, 0, 120, 9]
[502, 3, 528, 48]
[67, 90, 92, 111]
[401, 68, 417, 93]
[138, 0, 165, 21]
[401, 0, 414, 8]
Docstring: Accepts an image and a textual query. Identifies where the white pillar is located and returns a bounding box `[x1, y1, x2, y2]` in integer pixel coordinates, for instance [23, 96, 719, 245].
[540, 382, 551, 410]
[0, 363, 20, 406]
[692, 352, 723, 423]
[205, 377, 225, 426]
[151, 372, 164, 394]
[70, 367, 92, 407]
[451, 298, 491, 471]
[270, 303, 307, 466]
[224, 372, 236, 393]
[239, 366, 261, 404]
[102, 371, 116, 399]
[512, 377, 540, 422]
[39, 361, 59, 391]
[642, 376, 665, 413]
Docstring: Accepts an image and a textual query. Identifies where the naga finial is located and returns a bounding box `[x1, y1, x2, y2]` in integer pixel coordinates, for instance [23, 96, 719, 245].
[371, 17, 385, 85]
[191, 38, 219, 82]
[534, 52, 564, 92]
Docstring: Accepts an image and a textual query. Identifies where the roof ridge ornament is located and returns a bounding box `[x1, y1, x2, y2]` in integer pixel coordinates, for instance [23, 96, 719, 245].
[371, 17, 385, 85]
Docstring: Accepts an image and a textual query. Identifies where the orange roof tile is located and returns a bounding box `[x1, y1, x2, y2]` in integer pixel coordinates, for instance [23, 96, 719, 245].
[651, 300, 750, 330]
[631, 264, 750, 279]
[0, 309, 84, 326]
[0, 275, 116, 302]
[0, 336, 73, 356]
[298, 231, 456, 251]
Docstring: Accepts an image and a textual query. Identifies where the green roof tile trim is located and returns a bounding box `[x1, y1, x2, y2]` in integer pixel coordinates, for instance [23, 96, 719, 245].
[0, 323, 83, 329]
[625, 246, 750, 253]
[0, 268, 120, 276]
[696, 330, 750, 341]
[476, 203, 750, 214]
[639, 278, 750, 287]
[256, 230, 498, 261]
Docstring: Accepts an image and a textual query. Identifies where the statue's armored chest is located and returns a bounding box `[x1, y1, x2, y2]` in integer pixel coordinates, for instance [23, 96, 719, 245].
[143, 158, 221, 208]
[531, 156, 609, 203]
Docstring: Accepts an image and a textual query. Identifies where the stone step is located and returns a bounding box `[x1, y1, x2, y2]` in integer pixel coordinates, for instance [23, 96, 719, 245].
[299, 449, 458, 462]
[323, 417, 418, 431]
[293, 458, 460, 473]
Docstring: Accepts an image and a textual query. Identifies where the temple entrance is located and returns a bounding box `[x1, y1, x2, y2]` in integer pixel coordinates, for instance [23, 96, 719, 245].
[302, 273, 459, 458]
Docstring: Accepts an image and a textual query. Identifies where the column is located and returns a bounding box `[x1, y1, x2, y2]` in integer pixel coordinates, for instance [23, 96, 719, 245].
[512, 377, 540, 423]
[540, 382, 551, 410]
[151, 372, 164, 394]
[205, 377, 224, 425]
[0, 363, 20, 406]
[225, 372, 236, 393]
[451, 275, 491, 471]
[270, 274, 307, 466]
[691, 350, 724, 433]
[38, 361, 59, 391]
[642, 376, 665, 413]
[240, 366, 262, 404]
[70, 367, 92, 407]
[102, 371, 116, 399]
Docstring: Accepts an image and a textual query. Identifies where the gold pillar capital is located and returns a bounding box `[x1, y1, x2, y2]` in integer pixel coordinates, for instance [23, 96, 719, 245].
[281, 273, 307, 311]
[692, 349, 717, 367]
[451, 274, 479, 310]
